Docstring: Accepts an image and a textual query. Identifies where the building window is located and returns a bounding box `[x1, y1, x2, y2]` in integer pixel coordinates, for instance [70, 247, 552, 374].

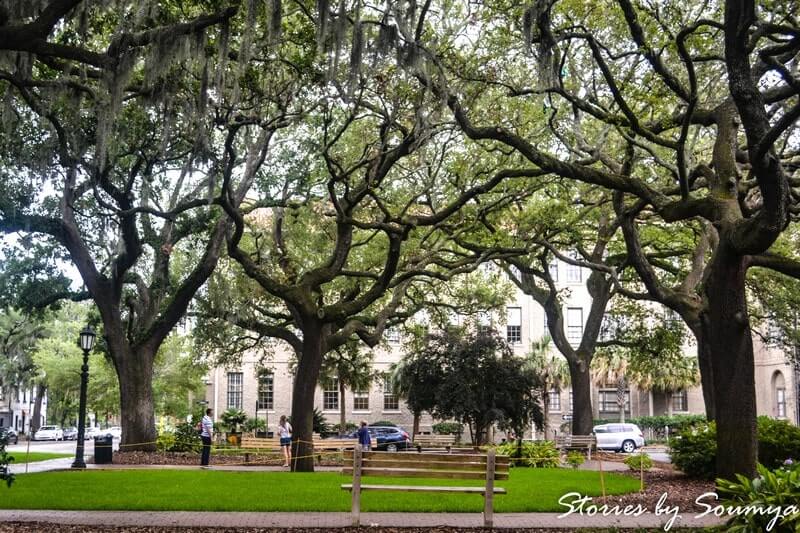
[547, 388, 561, 411]
[548, 259, 559, 281]
[385, 328, 401, 344]
[777, 388, 786, 418]
[773, 371, 787, 418]
[671, 390, 688, 412]
[323, 379, 339, 411]
[567, 307, 583, 345]
[256, 372, 274, 410]
[226, 372, 243, 410]
[566, 254, 582, 283]
[598, 389, 630, 413]
[353, 390, 369, 411]
[383, 376, 399, 411]
[507, 307, 522, 344]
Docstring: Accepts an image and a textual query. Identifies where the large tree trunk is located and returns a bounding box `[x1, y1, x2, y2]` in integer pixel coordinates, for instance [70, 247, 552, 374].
[705, 250, 757, 480]
[617, 377, 626, 423]
[694, 325, 717, 421]
[568, 359, 593, 435]
[411, 410, 420, 440]
[115, 350, 157, 451]
[290, 320, 325, 472]
[31, 382, 46, 433]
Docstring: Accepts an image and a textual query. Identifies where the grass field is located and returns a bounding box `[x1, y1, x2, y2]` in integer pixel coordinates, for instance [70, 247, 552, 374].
[0, 468, 639, 512]
[7, 452, 74, 464]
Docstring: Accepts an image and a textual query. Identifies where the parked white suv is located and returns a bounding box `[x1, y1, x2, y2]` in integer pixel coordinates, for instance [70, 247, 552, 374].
[34, 426, 64, 441]
[593, 423, 645, 453]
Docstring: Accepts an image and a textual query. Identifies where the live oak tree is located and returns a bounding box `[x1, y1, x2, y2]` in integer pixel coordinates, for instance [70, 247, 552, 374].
[0, 1, 304, 449]
[400, 0, 800, 480]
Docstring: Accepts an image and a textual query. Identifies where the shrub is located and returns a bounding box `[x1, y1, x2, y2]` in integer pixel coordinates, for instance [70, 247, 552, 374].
[496, 440, 560, 468]
[169, 422, 202, 453]
[717, 464, 800, 532]
[566, 451, 585, 469]
[0, 433, 14, 487]
[330, 422, 358, 435]
[242, 417, 266, 433]
[670, 422, 717, 479]
[756, 416, 800, 469]
[370, 420, 397, 427]
[220, 409, 248, 433]
[156, 430, 176, 452]
[624, 453, 653, 472]
[671, 418, 800, 478]
[432, 422, 463, 436]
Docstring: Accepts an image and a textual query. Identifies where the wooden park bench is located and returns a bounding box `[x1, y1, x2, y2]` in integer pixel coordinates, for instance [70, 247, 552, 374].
[555, 434, 596, 460]
[342, 446, 509, 527]
[413, 433, 457, 452]
[240, 436, 358, 463]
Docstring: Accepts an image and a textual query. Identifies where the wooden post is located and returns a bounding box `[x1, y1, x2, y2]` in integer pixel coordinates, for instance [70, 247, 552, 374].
[484, 448, 496, 528]
[351, 443, 363, 527]
[639, 449, 645, 493]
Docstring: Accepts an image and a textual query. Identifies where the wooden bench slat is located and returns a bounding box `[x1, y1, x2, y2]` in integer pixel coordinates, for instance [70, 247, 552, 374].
[363, 457, 509, 470]
[343, 451, 509, 464]
[342, 467, 509, 480]
[341, 483, 507, 494]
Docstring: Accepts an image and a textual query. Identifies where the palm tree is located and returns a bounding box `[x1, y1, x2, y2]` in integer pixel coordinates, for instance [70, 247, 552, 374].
[524, 336, 569, 437]
[634, 355, 700, 416]
[591, 352, 631, 423]
[318, 340, 376, 436]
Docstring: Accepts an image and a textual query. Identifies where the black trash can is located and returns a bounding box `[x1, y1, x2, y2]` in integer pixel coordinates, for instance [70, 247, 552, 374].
[94, 435, 113, 464]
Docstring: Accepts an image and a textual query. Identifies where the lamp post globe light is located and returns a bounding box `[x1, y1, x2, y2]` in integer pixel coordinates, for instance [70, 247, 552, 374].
[72, 325, 96, 469]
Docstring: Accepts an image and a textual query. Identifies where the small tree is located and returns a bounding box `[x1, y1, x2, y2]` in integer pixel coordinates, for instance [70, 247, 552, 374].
[318, 341, 377, 436]
[391, 329, 446, 439]
[0, 432, 14, 488]
[433, 328, 543, 446]
[524, 336, 569, 437]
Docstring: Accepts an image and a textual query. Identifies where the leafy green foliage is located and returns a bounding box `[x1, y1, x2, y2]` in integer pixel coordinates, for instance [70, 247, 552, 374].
[671, 418, 800, 479]
[170, 422, 202, 453]
[566, 451, 586, 469]
[432, 422, 463, 436]
[370, 421, 396, 428]
[717, 464, 800, 532]
[496, 440, 560, 468]
[220, 409, 248, 433]
[669, 422, 717, 479]
[756, 417, 800, 470]
[426, 328, 543, 445]
[623, 453, 653, 472]
[0, 432, 14, 488]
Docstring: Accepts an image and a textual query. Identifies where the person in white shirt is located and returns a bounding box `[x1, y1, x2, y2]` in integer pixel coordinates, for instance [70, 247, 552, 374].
[278, 415, 292, 467]
[200, 408, 214, 467]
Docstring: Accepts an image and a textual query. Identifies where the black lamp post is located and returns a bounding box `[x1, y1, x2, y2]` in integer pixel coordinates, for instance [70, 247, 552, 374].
[72, 325, 96, 469]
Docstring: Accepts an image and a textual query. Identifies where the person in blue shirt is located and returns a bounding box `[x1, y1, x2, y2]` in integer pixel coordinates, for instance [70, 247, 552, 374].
[357, 420, 371, 451]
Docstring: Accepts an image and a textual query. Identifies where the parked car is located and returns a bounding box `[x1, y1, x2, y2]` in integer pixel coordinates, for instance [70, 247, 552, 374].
[63, 427, 78, 440]
[343, 425, 411, 452]
[106, 426, 122, 439]
[34, 425, 64, 441]
[0, 427, 18, 445]
[593, 423, 645, 453]
[85, 426, 104, 439]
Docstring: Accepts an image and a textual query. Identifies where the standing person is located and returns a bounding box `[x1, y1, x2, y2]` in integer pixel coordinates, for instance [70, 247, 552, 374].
[357, 420, 371, 451]
[200, 408, 213, 467]
[279, 415, 292, 467]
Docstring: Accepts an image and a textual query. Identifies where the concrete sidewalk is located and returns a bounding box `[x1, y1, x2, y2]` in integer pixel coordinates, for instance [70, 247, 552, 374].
[0, 510, 725, 529]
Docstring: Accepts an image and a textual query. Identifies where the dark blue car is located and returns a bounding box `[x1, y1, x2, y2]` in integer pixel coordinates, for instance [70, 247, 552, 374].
[346, 426, 411, 452]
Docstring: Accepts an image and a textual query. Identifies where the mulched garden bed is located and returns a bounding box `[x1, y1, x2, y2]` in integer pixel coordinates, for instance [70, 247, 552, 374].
[602, 468, 714, 513]
[104, 451, 344, 467]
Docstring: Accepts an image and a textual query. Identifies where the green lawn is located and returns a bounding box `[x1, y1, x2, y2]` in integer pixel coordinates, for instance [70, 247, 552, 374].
[0, 468, 639, 512]
[7, 452, 74, 464]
